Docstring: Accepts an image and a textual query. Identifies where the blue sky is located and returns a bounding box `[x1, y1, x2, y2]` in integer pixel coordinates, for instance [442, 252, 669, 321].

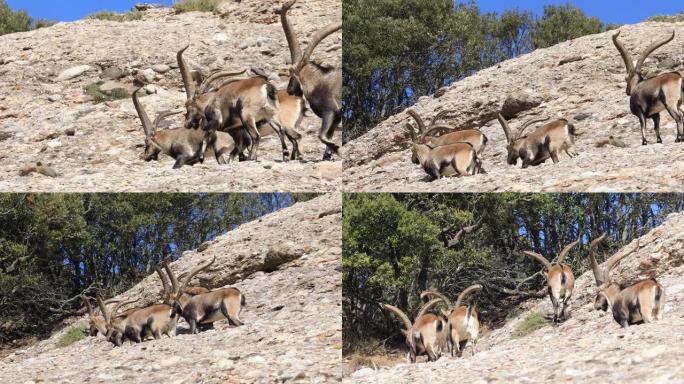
[475, 0, 683, 25]
[6, 0, 175, 22]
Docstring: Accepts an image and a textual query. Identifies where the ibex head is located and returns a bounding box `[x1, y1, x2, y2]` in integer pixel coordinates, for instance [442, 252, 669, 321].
[161, 256, 216, 312]
[96, 294, 140, 346]
[132, 88, 183, 161]
[612, 30, 675, 96]
[177, 45, 246, 129]
[279, 0, 340, 98]
[589, 234, 640, 311]
[496, 113, 549, 165]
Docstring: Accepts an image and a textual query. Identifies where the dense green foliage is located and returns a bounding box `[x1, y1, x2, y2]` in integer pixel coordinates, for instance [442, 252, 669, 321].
[648, 12, 684, 23]
[0, 193, 297, 343]
[0, 0, 54, 36]
[57, 327, 86, 347]
[512, 311, 547, 338]
[173, 0, 222, 13]
[342, 193, 684, 353]
[342, 1, 611, 143]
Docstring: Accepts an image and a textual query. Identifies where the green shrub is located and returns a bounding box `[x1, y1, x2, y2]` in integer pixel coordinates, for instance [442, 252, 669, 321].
[0, 0, 31, 36]
[87, 10, 143, 22]
[173, 0, 222, 13]
[84, 83, 130, 104]
[648, 13, 684, 23]
[57, 327, 86, 348]
[512, 311, 548, 338]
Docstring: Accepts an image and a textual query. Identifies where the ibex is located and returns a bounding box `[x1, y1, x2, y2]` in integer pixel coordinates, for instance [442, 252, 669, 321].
[523, 239, 580, 324]
[379, 298, 447, 363]
[162, 256, 245, 334]
[407, 123, 482, 180]
[497, 114, 578, 168]
[133, 88, 236, 168]
[421, 284, 482, 357]
[612, 30, 684, 144]
[279, 0, 342, 160]
[177, 46, 305, 161]
[589, 235, 666, 327]
[81, 295, 121, 337]
[406, 109, 488, 166]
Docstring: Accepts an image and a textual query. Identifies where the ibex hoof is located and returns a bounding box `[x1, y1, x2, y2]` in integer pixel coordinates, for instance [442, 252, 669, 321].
[322, 153, 332, 161]
[642, 139, 648, 145]
[657, 137, 663, 144]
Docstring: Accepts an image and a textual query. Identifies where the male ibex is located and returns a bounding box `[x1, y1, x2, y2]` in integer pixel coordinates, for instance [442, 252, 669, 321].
[279, 0, 342, 160]
[589, 235, 666, 327]
[421, 284, 482, 357]
[178, 47, 305, 161]
[133, 88, 236, 168]
[612, 30, 684, 144]
[162, 256, 245, 334]
[407, 123, 482, 180]
[379, 298, 447, 363]
[523, 239, 580, 324]
[497, 114, 578, 168]
[81, 295, 121, 337]
[406, 109, 488, 166]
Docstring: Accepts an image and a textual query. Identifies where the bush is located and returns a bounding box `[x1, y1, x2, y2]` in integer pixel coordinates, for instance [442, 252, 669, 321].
[648, 13, 684, 23]
[0, 0, 31, 36]
[57, 327, 86, 348]
[84, 83, 131, 104]
[87, 11, 143, 22]
[173, 0, 222, 13]
[512, 311, 548, 338]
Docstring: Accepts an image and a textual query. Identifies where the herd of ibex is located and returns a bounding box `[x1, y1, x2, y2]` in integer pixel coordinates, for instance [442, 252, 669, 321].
[134, 0, 341, 168]
[406, 29, 684, 181]
[381, 233, 666, 363]
[81, 256, 245, 347]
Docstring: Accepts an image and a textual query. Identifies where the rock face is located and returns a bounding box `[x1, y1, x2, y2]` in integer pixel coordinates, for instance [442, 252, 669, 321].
[0, 1, 341, 192]
[0, 194, 342, 383]
[345, 212, 684, 383]
[343, 21, 684, 192]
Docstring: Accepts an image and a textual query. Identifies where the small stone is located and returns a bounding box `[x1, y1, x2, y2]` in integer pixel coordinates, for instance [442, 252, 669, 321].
[100, 67, 126, 80]
[47, 94, 62, 102]
[56, 65, 91, 81]
[351, 368, 374, 378]
[64, 128, 76, 136]
[105, 101, 120, 109]
[152, 64, 170, 74]
[141, 68, 156, 83]
[216, 359, 234, 370]
[213, 33, 229, 43]
[239, 42, 248, 50]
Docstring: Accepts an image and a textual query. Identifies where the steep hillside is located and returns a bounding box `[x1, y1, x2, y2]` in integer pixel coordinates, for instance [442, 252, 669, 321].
[346, 212, 684, 383]
[0, 193, 342, 383]
[0, 1, 341, 192]
[343, 21, 684, 192]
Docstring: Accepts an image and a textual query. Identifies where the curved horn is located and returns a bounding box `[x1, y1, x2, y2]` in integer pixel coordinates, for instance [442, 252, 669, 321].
[278, 0, 302, 65]
[523, 251, 552, 271]
[417, 298, 444, 318]
[496, 113, 513, 143]
[132, 88, 154, 137]
[177, 45, 196, 100]
[455, 284, 482, 309]
[198, 69, 248, 94]
[295, 21, 342, 71]
[421, 124, 458, 142]
[557, 239, 580, 263]
[110, 297, 140, 318]
[163, 259, 179, 296]
[81, 295, 94, 317]
[379, 303, 412, 332]
[635, 30, 675, 74]
[430, 110, 450, 127]
[516, 117, 550, 139]
[180, 255, 216, 292]
[155, 265, 171, 303]
[96, 294, 111, 324]
[406, 123, 418, 144]
[589, 233, 608, 285]
[420, 290, 453, 309]
[153, 110, 183, 131]
[612, 31, 634, 74]
[407, 110, 427, 135]
[605, 238, 640, 273]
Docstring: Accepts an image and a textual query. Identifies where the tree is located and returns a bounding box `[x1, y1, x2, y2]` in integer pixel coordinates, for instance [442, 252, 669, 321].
[532, 4, 604, 49]
[0, 0, 31, 36]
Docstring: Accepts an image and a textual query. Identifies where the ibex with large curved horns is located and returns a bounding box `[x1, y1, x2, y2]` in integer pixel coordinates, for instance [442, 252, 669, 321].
[589, 235, 665, 327]
[379, 298, 447, 363]
[406, 109, 488, 166]
[421, 284, 482, 357]
[177, 47, 306, 161]
[95, 295, 177, 347]
[612, 30, 684, 144]
[81, 295, 122, 337]
[279, 0, 342, 160]
[133, 88, 237, 168]
[497, 114, 577, 168]
[162, 256, 245, 334]
[407, 123, 482, 180]
[523, 239, 579, 324]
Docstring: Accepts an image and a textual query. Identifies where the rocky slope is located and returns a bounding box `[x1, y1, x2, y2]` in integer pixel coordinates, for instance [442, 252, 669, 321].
[343, 21, 684, 192]
[0, 1, 341, 192]
[346, 212, 684, 383]
[0, 193, 342, 383]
